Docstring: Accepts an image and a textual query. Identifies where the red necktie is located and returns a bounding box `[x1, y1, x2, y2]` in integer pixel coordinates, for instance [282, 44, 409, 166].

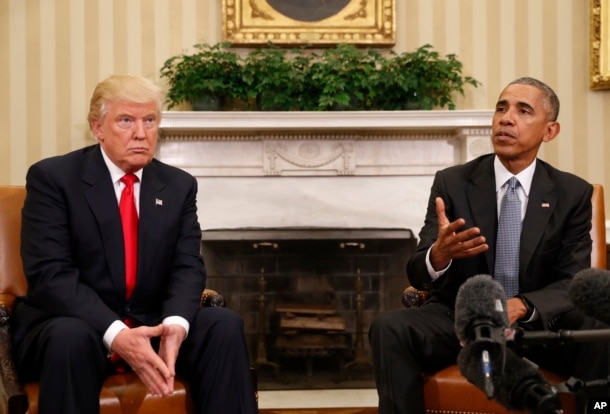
[120, 174, 138, 299]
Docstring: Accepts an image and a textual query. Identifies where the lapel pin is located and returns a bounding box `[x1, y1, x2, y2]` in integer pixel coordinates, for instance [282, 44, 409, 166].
[541, 202, 550, 208]
[155, 198, 163, 206]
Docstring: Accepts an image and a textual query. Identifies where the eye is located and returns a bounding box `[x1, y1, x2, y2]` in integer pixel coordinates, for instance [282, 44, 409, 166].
[117, 116, 134, 129]
[143, 116, 157, 129]
[495, 106, 506, 113]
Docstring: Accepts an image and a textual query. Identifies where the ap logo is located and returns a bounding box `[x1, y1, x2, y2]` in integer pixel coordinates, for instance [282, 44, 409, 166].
[589, 398, 610, 412]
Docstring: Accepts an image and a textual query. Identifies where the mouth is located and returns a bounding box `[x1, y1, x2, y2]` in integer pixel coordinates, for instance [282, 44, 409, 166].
[130, 147, 149, 153]
[494, 130, 516, 141]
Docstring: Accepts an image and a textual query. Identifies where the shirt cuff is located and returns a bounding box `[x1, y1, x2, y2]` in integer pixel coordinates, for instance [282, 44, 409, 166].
[163, 316, 190, 338]
[426, 244, 451, 281]
[103, 320, 129, 353]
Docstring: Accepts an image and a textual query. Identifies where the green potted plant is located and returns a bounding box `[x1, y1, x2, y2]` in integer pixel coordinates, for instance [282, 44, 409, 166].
[242, 44, 310, 111]
[307, 44, 384, 110]
[376, 44, 480, 110]
[160, 42, 244, 110]
[159, 41, 479, 112]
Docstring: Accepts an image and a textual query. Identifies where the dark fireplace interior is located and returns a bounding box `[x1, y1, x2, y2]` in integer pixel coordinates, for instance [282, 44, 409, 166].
[201, 228, 417, 390]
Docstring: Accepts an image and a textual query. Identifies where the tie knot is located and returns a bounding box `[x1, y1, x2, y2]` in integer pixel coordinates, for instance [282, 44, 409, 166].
[507, 176, 519, 190]
[121, 174, 138, 187]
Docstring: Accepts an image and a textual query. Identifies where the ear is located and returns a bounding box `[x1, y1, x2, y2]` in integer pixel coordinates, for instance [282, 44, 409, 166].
[90, 119, 103, 141]
[542, 121, 560, 143]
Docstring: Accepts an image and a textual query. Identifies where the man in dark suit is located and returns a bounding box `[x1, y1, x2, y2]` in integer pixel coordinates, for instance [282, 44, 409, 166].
[11, 74, 258, 414]
[369, 77, 609, 414]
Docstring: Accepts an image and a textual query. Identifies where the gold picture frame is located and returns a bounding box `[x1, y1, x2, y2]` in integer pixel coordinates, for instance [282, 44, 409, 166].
[222, 0, 395, 46]
[591, 0, 610, 89]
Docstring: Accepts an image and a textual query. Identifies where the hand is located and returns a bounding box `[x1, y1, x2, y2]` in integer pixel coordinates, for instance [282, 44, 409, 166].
[111, 324, 174, 397]
[158, 324, 187, 393]
[506, 297, 529, 325]
[429, 197, 489, 270]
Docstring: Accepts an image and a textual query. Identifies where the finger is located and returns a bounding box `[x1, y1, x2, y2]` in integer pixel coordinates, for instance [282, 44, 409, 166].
[165, 376, 175, 394]
[136, 365, 170, 397]
[140, 324, 166, 338]
[457, 234, 486, 250]
[452, 243, 489, 260]
[435, 197, 450, 226]
[149, 352, 171, 378]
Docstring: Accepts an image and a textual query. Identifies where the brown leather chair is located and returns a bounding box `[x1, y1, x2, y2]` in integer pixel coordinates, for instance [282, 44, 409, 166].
[0, 185, 247, 414]
[402, 184, 606, 414]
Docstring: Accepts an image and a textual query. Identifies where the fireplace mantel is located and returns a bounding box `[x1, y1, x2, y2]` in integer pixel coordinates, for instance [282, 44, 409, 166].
[156, 110, 494, 233]
[159, 110, 494, 135]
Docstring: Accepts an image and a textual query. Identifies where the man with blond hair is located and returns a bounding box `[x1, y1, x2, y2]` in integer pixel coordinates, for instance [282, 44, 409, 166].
[12, 75, 257, 414]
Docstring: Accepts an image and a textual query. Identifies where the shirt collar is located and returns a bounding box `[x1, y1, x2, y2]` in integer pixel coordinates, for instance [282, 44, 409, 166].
[493, 156, 536, 197]
[100, 146, 143, 184]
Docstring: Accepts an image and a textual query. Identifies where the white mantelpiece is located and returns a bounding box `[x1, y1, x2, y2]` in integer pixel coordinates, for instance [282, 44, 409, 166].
[157, 110, 494, 234]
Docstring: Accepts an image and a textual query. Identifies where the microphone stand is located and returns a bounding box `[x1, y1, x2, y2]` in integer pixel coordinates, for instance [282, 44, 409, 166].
[507, 327, 610, 397]
[507, 327, 610, 345]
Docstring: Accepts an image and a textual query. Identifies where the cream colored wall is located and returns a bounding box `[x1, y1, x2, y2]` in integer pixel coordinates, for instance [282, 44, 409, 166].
[2, 0, 609, 208]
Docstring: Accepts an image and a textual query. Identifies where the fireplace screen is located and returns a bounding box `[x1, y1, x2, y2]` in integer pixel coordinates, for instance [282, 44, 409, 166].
[201, 228, 416, 390]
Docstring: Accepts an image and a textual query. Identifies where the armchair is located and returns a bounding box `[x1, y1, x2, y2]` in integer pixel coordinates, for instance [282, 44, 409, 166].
[401, 184, 606, 413]
[0, 185, 245, 414]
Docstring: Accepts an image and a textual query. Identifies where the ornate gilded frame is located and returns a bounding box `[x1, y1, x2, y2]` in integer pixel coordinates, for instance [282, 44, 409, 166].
[591, 0, 610, 89]
[222, 0, 395, 46]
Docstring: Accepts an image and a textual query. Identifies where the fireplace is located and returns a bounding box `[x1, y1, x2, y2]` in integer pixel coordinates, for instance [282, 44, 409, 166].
[201, 227, 416, 388]
[157, 110, 494, 388]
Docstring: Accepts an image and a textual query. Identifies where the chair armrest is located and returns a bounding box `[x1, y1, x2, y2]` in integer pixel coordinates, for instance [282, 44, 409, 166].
[402, 286, 430, 308]
[0, 301, 28, 414]
[200, 289, 226, 308]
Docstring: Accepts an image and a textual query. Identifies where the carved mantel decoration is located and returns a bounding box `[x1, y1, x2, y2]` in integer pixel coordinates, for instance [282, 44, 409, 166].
[157, 110, 493, 233]
[222, 0, 396, 46]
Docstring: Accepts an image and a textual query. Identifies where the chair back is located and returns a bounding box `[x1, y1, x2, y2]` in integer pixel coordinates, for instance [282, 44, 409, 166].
[0, 186, 27, 300]
[591, 184, 606, 269]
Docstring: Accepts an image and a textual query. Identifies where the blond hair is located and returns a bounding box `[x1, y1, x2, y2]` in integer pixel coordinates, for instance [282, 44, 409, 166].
[87, 75, 165, 128]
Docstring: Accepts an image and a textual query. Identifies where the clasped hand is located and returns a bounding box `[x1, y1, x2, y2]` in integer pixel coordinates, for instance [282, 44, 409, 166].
[111, 323, 186, 397]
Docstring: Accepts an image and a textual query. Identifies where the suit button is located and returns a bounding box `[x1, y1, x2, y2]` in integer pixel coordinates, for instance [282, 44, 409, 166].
[125, 307, 131, 312]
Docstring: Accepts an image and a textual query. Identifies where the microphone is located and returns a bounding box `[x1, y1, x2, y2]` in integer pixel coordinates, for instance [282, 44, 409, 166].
[458, 342, 563, 414]
[455, 274, 509, 343]
[568, 267, 610, 325]
[455, 275, 509, 398]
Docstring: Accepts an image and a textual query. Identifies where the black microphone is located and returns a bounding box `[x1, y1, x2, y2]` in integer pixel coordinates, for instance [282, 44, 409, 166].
[568, 267, 610, 325]
[455, 275, 509, 398]
[455, 274, 509, 343]
[458, 342, 563, 414]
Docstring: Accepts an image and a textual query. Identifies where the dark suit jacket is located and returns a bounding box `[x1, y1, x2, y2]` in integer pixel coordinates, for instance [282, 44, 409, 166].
[406, 154, 592, 328]
[13, 144, 205, 346]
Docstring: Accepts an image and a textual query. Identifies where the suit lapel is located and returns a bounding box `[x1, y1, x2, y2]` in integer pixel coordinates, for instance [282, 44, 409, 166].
[466, 157, 498, 272]
[520, 163, 556, 275]
[138, 164, 168, 287]
[81, 146, 127, 299]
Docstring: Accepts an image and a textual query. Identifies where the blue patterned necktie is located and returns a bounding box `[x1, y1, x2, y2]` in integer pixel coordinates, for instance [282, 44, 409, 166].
[495, 176, 521, 298]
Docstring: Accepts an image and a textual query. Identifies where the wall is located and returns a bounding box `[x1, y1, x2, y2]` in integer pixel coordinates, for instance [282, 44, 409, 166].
[1, 0, 610, 215]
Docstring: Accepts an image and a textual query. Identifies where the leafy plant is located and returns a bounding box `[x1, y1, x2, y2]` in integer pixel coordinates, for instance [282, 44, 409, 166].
[376, 44, 480, 110]
[160, 42, 479, 111]
[307, 44, 383, 110]
[242, 44, 310, 111]
[160, 42, 244, 110]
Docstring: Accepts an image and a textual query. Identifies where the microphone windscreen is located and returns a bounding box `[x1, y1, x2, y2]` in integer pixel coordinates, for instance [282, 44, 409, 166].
[455, 274, 509, 343]
[568, 267, 610, 325]
[457, 342, 559, 412]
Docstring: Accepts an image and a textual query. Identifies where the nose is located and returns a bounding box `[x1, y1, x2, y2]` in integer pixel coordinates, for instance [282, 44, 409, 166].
[133, 120, 147, 139]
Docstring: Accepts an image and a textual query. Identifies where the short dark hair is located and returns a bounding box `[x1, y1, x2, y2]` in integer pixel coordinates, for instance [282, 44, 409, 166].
[508, 77, 560, 122]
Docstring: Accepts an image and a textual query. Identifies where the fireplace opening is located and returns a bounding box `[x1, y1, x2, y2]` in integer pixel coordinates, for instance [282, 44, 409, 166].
[201, 228, 417, 390]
